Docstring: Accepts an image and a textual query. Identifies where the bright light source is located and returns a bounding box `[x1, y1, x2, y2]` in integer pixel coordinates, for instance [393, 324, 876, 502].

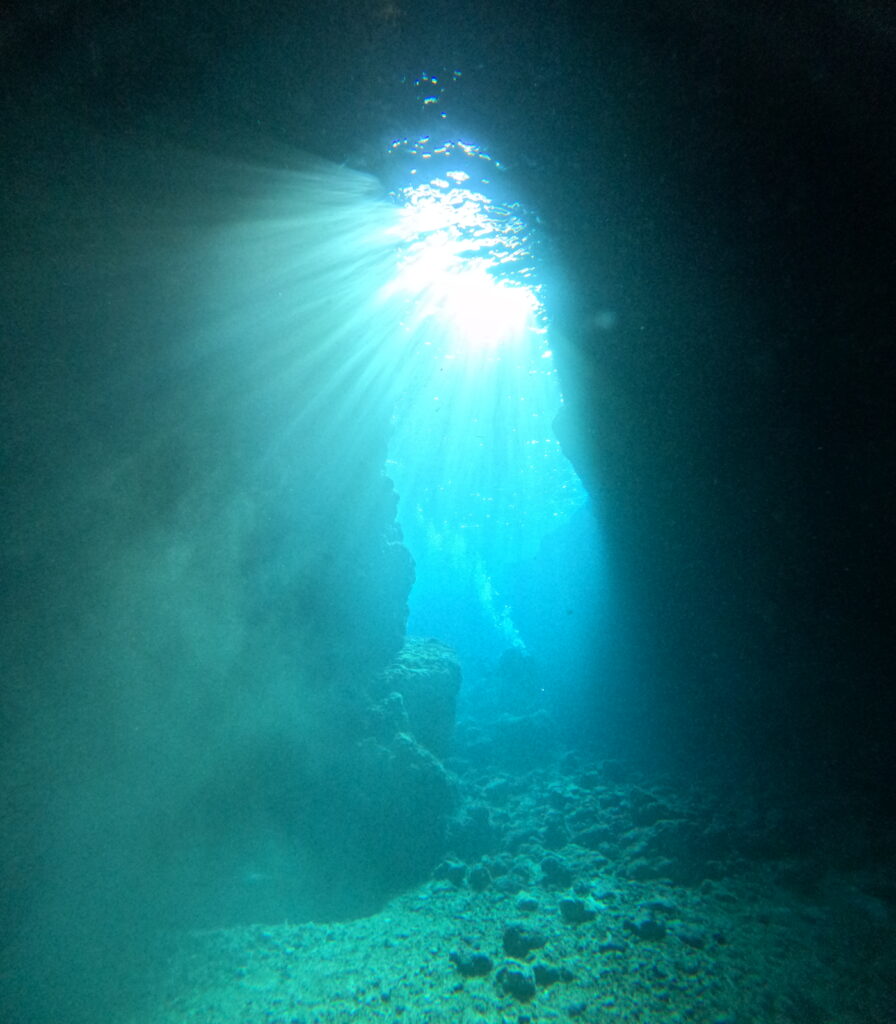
[381, 135, 590, 664]
[384, 141, 543, 356]
[388, 234, 538, 352]
[443, 269, 537, 350]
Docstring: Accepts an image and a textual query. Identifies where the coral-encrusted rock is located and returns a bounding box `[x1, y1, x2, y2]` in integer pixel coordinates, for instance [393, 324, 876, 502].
[372, 638, 461, 757]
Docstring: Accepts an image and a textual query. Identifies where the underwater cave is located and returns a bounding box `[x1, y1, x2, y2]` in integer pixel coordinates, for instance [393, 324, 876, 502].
[1, 3, 894, 1023]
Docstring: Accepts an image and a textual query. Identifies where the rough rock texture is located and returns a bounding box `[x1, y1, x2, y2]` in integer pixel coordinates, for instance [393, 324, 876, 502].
[89, 753, 896, 1024]
[177, 638, 463, 922]
[346, 732, 454, 876]
[370, 638, 461, 759]
[503, 922, 547, 958]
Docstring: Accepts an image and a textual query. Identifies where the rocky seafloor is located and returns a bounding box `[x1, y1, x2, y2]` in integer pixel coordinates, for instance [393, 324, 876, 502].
[118, 748, 895, 1024]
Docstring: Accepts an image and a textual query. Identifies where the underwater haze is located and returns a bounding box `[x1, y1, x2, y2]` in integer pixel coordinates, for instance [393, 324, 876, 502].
[1, 3, 894, 1023]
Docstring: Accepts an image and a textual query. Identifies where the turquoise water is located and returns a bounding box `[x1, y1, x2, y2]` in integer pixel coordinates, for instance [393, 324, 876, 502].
[383, 134, 598, 676]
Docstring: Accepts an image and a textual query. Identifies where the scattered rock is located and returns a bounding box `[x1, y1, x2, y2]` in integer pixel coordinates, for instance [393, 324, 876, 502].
[468, 863, 491, 891]
[516, 893, 539, 913]
[540, 854, 574, 887]
[625, 856, 675, 881]
[497, 965, 537, 1001]
[624, 914, 667, 941]
[449, 951, 493, 977]
[548, 788, 570, 809]
[626, 790, 675, 831]
[504, 827, 540, 852]
[447, 803, 496, 860]
[503, 923, 547, 958]
[543, 811, 571, 850]
[488, 855, 532, 895]
[493, 874, 526, 895]
[483, 777, 511, 805]
[572, 824, 615, 850]
[675, 926, 708, 949]
[533, 962, 574, 986]
[640, 899, 676, 915]
[433, 860, 466, 886]
[559, 896, 597, 924]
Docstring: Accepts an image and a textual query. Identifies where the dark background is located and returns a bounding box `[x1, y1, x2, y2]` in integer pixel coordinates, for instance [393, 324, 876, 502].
[3, 0, 894, 802]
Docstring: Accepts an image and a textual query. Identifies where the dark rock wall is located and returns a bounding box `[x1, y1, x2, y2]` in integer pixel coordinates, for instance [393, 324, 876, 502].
[534, 3, 895, 798]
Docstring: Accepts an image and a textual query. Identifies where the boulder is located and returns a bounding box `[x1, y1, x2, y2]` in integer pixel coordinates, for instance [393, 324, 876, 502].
[372, 638, 461, 758]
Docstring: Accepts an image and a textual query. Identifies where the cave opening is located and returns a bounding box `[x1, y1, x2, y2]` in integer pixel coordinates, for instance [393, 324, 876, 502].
[380, 125, 610, 733]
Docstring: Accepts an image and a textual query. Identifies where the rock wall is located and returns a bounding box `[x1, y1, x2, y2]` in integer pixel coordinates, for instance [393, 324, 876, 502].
[0, 118, 458, 949]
